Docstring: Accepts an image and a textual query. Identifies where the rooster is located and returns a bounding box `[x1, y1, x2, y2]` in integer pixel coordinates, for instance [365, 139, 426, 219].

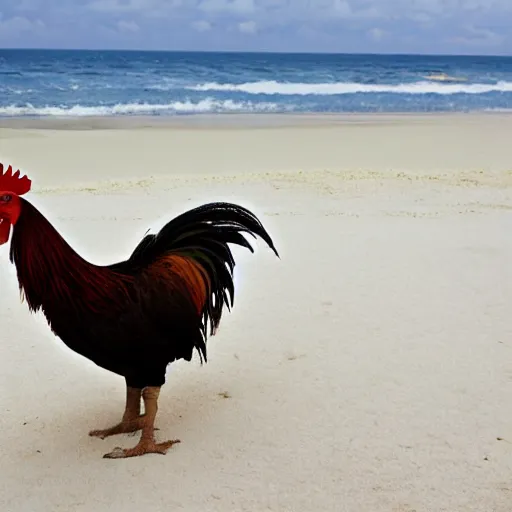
[0, 163, 278, 459]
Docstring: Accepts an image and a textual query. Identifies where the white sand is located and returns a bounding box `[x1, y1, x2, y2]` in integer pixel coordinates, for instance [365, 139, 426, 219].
[1, 114, 512, 511]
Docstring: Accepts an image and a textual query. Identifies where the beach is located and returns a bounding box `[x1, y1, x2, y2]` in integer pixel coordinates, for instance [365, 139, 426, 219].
[1, 113, 511, 512]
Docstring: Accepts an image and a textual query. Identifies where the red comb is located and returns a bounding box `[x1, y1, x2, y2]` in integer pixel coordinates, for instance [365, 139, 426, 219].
[0, 163, 32, 195]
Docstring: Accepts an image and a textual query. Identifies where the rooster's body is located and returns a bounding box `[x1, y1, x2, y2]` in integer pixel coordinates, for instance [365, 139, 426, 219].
[0, 164, 278, 458]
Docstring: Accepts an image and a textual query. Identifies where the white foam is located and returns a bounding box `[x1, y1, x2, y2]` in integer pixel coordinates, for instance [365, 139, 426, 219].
[188, 80, 512, 95]
[483, 107, 512, 112]
[5, 88, 33, 95]
[0, 98, 279, 117]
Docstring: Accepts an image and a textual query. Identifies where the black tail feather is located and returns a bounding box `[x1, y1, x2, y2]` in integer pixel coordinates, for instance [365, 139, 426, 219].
[114, 202, 278, 343]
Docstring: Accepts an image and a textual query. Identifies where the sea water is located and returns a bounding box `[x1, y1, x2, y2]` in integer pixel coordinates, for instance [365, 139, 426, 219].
[1, 49, 512, 117]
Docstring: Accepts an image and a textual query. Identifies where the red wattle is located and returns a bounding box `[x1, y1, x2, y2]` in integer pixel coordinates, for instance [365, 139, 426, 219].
[0, 220, 11, 245]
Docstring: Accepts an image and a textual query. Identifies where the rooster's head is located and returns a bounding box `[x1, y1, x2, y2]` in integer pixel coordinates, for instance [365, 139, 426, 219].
[0, 163, 32, 245]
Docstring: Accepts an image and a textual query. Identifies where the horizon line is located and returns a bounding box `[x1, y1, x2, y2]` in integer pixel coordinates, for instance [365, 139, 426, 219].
[1, 47, 511, 59]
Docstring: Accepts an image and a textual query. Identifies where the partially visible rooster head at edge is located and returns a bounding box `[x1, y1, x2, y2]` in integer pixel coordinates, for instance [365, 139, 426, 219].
[0, 163, 32, 245]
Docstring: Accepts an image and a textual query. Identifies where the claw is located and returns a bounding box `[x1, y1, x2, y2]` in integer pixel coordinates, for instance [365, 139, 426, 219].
[88, 417, 146, 439]
[103, 439, 181, 459]
[89, 430, 110, 440]
[96, 386, 175, 459]
[103, 446, 127, 459]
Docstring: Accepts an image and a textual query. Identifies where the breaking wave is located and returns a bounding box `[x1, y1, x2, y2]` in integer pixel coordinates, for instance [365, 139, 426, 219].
[188, 80, 512, 96]
[0, 98, 280, 117]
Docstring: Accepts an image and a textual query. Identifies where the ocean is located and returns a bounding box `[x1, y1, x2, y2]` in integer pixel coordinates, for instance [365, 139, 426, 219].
[1, 49, 512, 117]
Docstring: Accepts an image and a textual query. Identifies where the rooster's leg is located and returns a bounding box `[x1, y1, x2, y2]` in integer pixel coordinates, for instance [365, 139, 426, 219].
[89, 386, 145, 439]
[103, 386, 180, 459]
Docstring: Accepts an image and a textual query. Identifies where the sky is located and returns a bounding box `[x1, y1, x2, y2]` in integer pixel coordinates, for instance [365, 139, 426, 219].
[0, 0, 511, 55]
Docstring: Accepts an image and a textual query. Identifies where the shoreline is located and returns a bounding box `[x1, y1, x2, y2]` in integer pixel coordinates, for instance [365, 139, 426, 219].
[1, 111, 512, 130]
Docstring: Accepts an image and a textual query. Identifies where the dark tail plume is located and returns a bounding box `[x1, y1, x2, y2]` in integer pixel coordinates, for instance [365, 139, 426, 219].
[121, 202, 279, 338]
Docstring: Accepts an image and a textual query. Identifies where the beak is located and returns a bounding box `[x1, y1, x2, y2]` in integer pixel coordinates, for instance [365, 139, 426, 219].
[0, 217, 11, 245]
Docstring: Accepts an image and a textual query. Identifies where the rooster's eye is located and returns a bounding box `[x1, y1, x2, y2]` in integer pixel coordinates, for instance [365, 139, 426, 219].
[0, 194, 12, 203]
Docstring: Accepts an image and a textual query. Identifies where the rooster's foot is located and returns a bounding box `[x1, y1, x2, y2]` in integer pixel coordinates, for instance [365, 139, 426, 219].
[103, 438, 181, 459]
[89, 417, 146, 439]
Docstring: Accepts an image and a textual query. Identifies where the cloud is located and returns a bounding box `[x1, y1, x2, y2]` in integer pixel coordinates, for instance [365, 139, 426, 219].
[117, 20, 139, 33]
[87, 0, 159, 13]
[13, 0, 42, 12]
[0, 0, 510, 54]
[368, 27, 386, 41]
[198, 0, 255, 15]
[0, 14, 45, 38]
[238, 20, 257, 34]
[191, 20, 212, 32]
[328, 1, 382, 20]
[448, 25, 505, 48]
